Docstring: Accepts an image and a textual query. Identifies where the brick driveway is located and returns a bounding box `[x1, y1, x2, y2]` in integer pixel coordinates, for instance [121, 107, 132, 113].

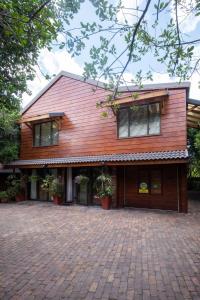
[0, 201, 200, 300]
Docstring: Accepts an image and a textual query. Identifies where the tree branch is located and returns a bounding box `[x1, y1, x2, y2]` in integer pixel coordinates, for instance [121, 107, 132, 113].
[112, 0, 152, 98]
[28, 0, 51, 23]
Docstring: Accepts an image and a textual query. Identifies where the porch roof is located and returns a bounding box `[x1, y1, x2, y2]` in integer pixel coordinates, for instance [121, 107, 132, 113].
[8, 150, 188, 167]
[187, 98, 200, 128]
[19, 112, 65, 127]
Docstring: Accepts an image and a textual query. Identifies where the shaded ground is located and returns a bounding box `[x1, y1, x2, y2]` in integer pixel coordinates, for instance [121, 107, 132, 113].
[0, 200, 200, 300]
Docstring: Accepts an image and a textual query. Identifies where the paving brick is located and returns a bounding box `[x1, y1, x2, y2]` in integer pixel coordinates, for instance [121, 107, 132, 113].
[0, 201, 200, 299]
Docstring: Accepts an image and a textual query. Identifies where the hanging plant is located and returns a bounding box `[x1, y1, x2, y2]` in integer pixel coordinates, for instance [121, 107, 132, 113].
[74, 175, 89, 186]
[29, 175, 40, 182]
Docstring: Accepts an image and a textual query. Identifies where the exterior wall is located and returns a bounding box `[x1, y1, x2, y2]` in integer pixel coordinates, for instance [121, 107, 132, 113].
[20, 76, 187, 160]
[117, 164, 188, 212]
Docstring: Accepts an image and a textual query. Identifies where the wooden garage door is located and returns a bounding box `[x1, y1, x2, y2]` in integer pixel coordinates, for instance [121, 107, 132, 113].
[120, 165, 178, 211]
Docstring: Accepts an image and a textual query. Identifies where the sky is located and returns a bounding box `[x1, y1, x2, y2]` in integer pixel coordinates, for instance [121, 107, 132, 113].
[22, 0, 200, 107]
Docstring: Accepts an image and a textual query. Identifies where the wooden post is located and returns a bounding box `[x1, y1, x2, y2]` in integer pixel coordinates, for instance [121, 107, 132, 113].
[178, 164, 188, 213]
[66, 167, 73, 202]
[111, 167, 117, 208]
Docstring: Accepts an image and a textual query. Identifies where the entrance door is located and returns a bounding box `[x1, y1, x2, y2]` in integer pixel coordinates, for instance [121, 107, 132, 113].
[78, 182, 88, 205]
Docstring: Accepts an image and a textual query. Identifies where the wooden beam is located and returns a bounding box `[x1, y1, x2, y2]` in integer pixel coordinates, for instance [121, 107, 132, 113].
[187, 121, 200, 129]
[187, 115, 200, 123]
[100, 90, 169, 108]
[19, 113, 50, 124]
[19, 112, 65, 124]
[188, 104, 198, 112]
[188, 110, 200, 117]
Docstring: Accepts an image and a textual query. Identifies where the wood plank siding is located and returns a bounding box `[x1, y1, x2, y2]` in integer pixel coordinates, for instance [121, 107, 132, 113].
[117, 164, 187, 212]
[20, 75, 187, 160]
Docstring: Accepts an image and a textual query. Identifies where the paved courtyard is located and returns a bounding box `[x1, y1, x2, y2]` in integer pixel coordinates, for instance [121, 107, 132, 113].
[0, 201, 200, 300]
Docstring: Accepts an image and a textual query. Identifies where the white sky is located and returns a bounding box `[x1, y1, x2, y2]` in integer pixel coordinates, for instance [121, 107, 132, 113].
[23, 48, 200, 108]
[22, 0, 200, 107]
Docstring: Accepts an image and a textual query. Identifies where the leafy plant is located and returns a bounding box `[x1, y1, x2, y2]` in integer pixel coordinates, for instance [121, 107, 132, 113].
[0, 191, 9, 199]
[6, 174, 27, 197]
[95, 173, 113, 198]
[29, 175, 40, 182]
[74, 175, 89, 186]
[41, 175, 63, 197]
[0, 108, 20, 163]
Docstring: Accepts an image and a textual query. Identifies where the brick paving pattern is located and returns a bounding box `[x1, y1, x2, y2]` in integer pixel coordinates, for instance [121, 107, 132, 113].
[0, 201, 200, 300]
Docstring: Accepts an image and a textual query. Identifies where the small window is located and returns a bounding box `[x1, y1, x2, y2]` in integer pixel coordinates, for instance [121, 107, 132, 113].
[118, 109, 129, 138]
[118, 102, 160, 138]
[33, 121, 58, 147]
[149, 103, 160, 135]
[34, 124, 40, 147]
[130, 105, 148, 137]
[41, 122, 51, 146]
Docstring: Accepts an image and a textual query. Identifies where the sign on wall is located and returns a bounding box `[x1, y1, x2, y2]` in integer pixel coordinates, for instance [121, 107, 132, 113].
[139, 182, 149, 193]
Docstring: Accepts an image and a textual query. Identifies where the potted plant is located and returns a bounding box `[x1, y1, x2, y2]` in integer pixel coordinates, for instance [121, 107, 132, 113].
[96, 173, 113, 209]
[0, 191, 9, 203]
[51, 178, 63, 205]
[6, 174, 27, 202]
[41, 175, 63, 205]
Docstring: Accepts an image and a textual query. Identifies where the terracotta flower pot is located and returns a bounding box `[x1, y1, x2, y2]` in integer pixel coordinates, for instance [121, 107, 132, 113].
[53, 195, 62, 205]
[15, 194, 25, 202]
[101, 196, 111, 210]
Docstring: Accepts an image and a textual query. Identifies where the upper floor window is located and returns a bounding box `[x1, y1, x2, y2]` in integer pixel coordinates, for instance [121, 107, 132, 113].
[118, 102, 160, 138]
[33, 121, 59, 147]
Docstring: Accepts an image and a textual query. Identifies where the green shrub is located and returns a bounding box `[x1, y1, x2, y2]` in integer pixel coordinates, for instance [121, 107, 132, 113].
[95, 174, 113, 198]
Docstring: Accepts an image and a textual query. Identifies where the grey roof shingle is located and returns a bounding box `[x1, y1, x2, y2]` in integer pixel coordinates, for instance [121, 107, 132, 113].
[9, 150, 188, 167]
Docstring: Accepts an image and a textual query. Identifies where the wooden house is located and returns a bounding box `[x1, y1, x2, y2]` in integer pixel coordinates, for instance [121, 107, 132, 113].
[10, 71, 191, 212]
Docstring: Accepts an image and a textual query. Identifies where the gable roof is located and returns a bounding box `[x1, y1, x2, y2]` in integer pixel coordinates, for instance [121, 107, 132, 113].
[22, 70, 191, 115]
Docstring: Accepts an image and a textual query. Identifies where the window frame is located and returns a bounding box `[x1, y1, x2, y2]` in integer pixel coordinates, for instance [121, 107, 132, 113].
[117, 102, 161, 139]
[33, 120, 59, 147]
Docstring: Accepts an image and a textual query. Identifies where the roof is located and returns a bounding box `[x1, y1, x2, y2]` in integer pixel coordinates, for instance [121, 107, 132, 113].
[8, 150, 188, 167]
[22, 70, 191, 114]
[187, 98, 200, 128]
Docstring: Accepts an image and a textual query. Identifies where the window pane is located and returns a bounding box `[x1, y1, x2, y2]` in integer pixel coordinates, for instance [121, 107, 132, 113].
[118, 109, 128, 138]
[151, 170, 162, 194]
[41, 122, 51, 146]
[138, 170, 149, 194]
[34, 124, 40, 146]
[149, 103, 160, 135]
[52, 121, 59, 144]
[130, 105, 148, 137]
